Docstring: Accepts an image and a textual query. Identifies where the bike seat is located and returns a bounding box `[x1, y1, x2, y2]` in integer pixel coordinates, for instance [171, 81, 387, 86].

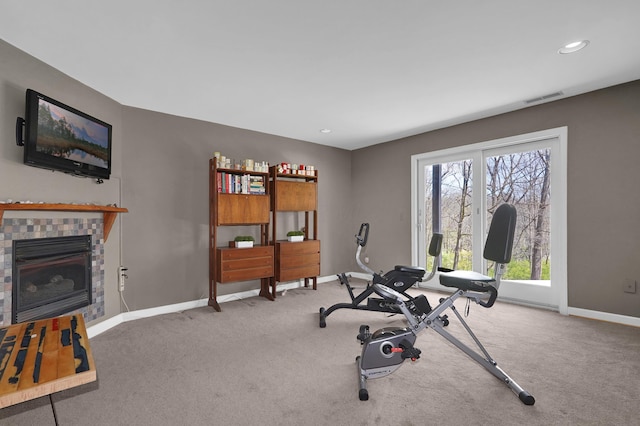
[439, 270, 495, 292]
[394, 265, 426, 278]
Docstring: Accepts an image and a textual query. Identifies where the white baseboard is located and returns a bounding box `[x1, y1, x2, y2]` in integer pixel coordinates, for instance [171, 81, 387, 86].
[567, 307, 640, 328]
[88, 274, 639, 338]
[415, 277, 640, 327]
[86, 313, 124, 338]
[347, 272, 371, 281]
[87, 276, 336, 338]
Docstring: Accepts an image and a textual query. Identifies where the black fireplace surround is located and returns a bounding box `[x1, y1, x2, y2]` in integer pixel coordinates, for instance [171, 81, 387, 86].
[12, 235, 92, 324]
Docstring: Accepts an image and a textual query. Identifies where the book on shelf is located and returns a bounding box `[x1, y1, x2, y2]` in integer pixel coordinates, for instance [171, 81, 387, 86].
[216, 172, 265, 194]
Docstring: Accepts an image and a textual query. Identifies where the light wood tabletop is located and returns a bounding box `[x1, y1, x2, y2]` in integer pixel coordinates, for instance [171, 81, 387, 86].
[0, 314, 96, 408]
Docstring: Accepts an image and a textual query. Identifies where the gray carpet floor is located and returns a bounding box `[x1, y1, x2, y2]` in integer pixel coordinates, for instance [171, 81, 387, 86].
[1, 279, 639, 425]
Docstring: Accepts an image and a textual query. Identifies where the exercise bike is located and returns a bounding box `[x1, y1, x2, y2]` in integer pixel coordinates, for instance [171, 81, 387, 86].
[318, 223, 443, 328]
[355, 204, 535, 405]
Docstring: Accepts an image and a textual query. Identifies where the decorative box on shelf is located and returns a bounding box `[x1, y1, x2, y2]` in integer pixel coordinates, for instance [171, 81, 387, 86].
[229, 241, 254, 248]
[287, 231, 305, 242]
[230, 236, 255, 248]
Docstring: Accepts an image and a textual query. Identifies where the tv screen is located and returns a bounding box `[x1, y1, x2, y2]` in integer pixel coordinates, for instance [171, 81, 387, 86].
[23, 89, 112, 180]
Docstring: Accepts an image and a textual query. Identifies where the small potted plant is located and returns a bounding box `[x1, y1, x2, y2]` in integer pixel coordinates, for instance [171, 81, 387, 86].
[287, 230, 304, 242]
[231, 235, 254, 248]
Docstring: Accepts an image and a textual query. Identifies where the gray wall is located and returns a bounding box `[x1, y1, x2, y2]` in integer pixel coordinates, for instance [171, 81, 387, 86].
[120, 108, 353, 310]
[352, 80, 640, 318]
[2, 38, 638, 322]
[0, 40, 124, 324]
[0, 39, 354, 322]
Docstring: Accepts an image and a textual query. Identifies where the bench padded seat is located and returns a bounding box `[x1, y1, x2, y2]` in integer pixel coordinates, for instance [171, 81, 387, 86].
[394, 265, 426, 278]
[439, 270, 495, 291]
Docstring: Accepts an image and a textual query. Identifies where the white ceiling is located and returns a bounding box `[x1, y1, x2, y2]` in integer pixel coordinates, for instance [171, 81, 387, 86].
[2, 1, 639, 151]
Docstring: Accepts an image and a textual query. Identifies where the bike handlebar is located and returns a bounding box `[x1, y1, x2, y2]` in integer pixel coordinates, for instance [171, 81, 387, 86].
[356, 223, 369, 247]
[479, 285, 498, 308]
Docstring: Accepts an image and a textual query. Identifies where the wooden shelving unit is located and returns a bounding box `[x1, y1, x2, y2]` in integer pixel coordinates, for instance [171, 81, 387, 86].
[269, 166, 320, 290]
[208, 160, 274, 311]
[0, 203, 128, 242]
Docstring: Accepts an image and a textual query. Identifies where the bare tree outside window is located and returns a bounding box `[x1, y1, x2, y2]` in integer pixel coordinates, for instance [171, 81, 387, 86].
[425, 148, 551, 281]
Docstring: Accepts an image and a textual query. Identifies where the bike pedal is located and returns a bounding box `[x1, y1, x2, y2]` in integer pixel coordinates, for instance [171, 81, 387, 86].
[414, 295, 432, 315]
[357, 325, 370, 343]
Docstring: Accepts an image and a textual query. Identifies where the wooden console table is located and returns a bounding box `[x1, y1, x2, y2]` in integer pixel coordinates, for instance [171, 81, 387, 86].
[0, 203, 128, 242]
[0, 314, 96, 409]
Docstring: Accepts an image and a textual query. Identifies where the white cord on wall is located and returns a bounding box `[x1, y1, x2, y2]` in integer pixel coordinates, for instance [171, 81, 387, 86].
[111, 175, 130, 312]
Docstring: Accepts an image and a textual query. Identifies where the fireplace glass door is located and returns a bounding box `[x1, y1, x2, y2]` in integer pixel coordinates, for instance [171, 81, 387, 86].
[12, 235, 92, 323]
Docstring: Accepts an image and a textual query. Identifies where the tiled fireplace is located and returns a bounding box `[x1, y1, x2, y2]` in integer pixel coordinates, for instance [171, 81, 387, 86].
[0, 218, 105, 326]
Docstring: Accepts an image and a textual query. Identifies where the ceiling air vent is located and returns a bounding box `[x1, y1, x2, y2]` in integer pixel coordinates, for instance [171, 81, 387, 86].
[524, 91, 564, 104]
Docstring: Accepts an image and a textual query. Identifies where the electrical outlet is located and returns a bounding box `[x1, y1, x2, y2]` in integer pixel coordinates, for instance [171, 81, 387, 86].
[118, 266, 128, 292]
[623, 279, 637, 294]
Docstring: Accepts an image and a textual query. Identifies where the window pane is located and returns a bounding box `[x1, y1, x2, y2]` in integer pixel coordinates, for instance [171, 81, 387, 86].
[485, 149, 551, 280]
[424, 159, 473, 271]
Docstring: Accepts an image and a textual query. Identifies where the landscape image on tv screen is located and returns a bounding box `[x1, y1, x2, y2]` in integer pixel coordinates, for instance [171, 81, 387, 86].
[36, 99, 109, 168]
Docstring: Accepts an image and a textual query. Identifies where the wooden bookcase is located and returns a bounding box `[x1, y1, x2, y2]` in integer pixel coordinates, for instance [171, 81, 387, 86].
[209, 160, 274, 311]
[269, 166, 320, 291]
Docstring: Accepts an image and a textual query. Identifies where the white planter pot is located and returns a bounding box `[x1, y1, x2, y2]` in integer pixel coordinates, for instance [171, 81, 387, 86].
[236, 241, 254, 248]
[287, 235, 304, 242]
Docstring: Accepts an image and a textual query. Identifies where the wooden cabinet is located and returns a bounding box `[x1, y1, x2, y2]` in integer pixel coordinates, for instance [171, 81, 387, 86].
[217, 246, 274, 283]
[275, 240, 320, 282]
[209, 160, 273, 311]
[272, 180, 317, 211]
[270, 166, 319, 290]
[216, 193, 269, 225]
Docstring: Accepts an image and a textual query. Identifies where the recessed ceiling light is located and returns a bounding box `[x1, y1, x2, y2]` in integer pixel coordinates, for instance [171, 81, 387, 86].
[319, 128, 331, 134]
[558, 40, 590, 54]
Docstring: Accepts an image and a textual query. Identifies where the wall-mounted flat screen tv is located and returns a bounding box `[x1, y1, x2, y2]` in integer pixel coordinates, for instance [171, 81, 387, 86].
[22, 89, 112, 180]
